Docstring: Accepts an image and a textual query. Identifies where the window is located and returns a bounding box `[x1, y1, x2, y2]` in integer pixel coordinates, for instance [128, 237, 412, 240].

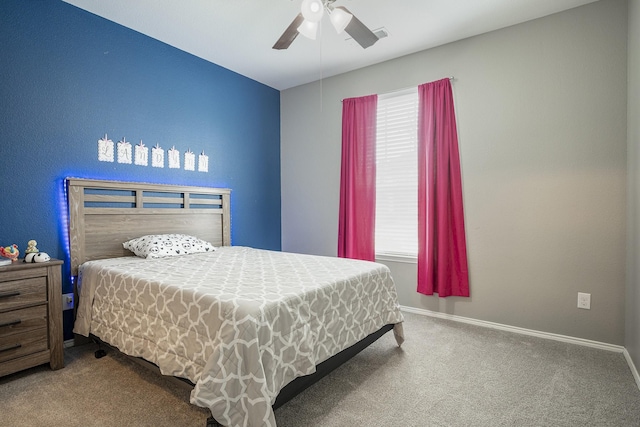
[375, 88, 419, 259]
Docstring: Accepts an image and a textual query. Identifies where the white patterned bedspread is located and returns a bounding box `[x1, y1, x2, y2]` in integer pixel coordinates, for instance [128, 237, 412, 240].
[74, 246, 404, 427]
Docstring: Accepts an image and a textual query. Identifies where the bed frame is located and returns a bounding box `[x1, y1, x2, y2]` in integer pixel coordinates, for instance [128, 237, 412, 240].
[66, 178, 394, 427]
[67, 178, 231, 277]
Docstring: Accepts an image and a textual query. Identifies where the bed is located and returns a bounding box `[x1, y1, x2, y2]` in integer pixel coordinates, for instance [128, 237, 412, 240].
[67, 178, 404, 427]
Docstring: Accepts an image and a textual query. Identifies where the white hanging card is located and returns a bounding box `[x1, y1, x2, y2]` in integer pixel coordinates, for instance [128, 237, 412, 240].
[98, 134, 114, 162]
[168, 146, 180, 169]
[117, 138, 132, 164]
[152, 144, 164, 168]
[135, 141, 148, 166]
[198, 151, 209, 173]
[184, 149, 195, 171]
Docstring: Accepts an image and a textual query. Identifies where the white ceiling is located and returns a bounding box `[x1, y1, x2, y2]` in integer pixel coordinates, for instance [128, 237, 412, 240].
[62, 0, 599, 90]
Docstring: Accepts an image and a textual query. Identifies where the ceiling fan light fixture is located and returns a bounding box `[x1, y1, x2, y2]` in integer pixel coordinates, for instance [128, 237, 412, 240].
[273, 2, 377, 50]
[297, 19, 319, 40]
[300, 0, 324, 23]
[329, 7, 352, 34]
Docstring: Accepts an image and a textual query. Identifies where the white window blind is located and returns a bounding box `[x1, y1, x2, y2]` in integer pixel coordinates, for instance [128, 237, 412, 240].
[375, 88, 419, 258]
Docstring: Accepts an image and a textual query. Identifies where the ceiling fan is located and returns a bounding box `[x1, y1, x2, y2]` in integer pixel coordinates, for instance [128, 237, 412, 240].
[273, 0, 379, 50]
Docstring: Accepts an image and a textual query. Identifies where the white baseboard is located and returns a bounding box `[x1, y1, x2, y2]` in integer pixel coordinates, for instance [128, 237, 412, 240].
[623, 348, 640, 390]
[63, 339, 75, 348]
[400, 306, 640, 390]
[400, 306, 626, 353]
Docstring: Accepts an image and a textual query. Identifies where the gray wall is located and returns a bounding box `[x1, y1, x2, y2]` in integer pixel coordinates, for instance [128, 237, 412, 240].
[627, 0, 640, 368]
[281, 0, 628, 345]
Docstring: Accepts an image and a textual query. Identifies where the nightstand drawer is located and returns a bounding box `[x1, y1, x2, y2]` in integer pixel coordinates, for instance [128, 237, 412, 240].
[0, 327, 48, 363]
[0, 305, 47, 339]
[0, 259, 63, 376]
[0, 277, 47, 311]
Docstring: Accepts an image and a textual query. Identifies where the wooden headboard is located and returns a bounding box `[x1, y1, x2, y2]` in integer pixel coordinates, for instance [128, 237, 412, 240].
[67, 178, 231, 276]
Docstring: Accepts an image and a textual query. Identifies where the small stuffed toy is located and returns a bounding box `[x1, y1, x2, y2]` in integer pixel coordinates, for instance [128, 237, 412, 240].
[25, 240, 38, 254]
[0, 244, 19, 261]
[24, 252, 51, 263]
[23, 240, 50, 263]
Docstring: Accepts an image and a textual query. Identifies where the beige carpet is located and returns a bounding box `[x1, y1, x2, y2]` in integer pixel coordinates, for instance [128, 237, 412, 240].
[1, 312, 640, 426]
[0, 340, 210, 427]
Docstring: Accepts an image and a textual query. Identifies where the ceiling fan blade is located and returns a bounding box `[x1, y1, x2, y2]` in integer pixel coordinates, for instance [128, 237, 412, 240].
[273, 13, 305, 50]
[337, 6, 379, 49]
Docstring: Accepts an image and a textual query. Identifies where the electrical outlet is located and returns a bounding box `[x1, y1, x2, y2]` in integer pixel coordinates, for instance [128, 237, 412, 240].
[62, 293, 74, 311]
[577, 292, 591, 310]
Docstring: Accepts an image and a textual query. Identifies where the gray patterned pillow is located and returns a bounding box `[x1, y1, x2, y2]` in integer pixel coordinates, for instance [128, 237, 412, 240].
[123, 234, 216, 259]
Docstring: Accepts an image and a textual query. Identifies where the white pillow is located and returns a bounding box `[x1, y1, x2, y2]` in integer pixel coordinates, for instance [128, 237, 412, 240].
[123, 234, 216, 259]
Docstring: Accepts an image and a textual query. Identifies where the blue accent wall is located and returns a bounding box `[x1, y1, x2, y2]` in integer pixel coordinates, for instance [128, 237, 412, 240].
[0, 1, 281, 336]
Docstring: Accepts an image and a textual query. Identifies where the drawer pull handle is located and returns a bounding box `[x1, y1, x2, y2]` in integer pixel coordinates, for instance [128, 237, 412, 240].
[0, 291, 20, 299]
[0, 319, 21, 328]
[0, 343, 21, 353]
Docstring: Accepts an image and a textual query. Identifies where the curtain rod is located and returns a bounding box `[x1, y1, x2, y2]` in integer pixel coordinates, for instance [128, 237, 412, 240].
[342, 77, 455, 102]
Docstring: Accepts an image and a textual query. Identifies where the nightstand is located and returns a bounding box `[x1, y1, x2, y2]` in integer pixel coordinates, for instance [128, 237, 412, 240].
[0, 259, 64, 377]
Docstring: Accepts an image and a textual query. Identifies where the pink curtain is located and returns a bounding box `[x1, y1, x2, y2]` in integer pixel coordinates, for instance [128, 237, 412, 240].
[338, 94, 378, 261]
[417, 79, 469, 297]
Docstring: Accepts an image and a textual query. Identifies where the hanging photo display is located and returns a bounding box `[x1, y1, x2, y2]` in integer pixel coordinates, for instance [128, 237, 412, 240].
[97, 134, 208, 173]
